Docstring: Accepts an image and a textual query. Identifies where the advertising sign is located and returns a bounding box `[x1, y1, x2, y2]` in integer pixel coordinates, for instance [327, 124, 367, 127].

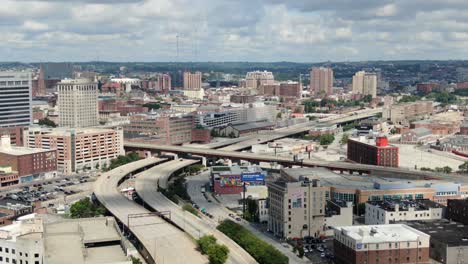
[241, 172, 265, 182]
[289, 189, 304, 208]
[219, 175, 242, 187]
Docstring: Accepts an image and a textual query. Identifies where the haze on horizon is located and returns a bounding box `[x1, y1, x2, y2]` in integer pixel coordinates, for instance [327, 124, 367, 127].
[2, 0, 468, 62]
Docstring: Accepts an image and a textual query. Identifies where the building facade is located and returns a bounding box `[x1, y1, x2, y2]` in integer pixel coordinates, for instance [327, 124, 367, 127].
[365, 199, 444, 225]
[333, 224, 430, 264]
[446, 199, 468, 224]
[245, 71, 275, 89]
[183, 71, 202, 90]
[23, 127, 124, 175]
[0, 71, 32, 128]
[383, 101, 433, 125]
[352, 71, 377, 98]
[310, 67, 333, 96]
[57, 79, 98, 128]
[347, 137, 399, 167]
[268, 178, 328, 239]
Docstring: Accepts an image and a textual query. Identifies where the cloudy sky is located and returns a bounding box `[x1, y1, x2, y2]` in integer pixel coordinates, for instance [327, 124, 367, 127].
[1, 0, 468, 62]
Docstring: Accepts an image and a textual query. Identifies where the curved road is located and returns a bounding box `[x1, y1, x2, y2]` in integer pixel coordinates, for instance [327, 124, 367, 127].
[94, 157, 207, 264]
[134, 159, 258, 264]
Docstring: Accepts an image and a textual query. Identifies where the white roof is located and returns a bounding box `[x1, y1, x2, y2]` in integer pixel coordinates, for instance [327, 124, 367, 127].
[336, 224, 428, 243]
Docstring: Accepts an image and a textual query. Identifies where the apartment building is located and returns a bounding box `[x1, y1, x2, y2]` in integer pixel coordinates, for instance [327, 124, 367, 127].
[0, 71, 32, 128]
[334, 224, 430, 264]
[383, 101, 433, 125]
[365, 199, 444, 225]
[258, 81, 301, 98]
[352, 71, 377, 98]
[57, 79, 98, 128]
[268, 178, 328, 239]
[245, 71, 275, 89]
[310, 67, 333, 96]
[23, 126, 124, 175]
[183, 71, 202, 91]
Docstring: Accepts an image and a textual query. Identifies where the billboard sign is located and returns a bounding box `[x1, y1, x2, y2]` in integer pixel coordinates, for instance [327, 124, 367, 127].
[219, 175, 242, 187]
[241, 172, 265, 182]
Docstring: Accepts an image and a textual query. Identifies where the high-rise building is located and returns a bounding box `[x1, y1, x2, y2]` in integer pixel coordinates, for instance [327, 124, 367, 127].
[183, 71, 202, 90]
[0, 71, 32, 128]
[268, 178, 328, 238]
[310, 67, 333, 96]
[352, 71, 377, 98]
[157, 73, 172, 93]
[245, 71, 275, 89]
[57, 79, 98, 128]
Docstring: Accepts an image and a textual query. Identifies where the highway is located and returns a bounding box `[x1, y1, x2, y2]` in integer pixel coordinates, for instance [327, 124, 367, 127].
[124, 143, 468, 183]
[134, 159, 258, 264]
[94, 158, 207, 264]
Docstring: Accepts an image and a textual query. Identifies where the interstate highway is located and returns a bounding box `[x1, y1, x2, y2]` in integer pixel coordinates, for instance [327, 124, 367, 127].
[134, 159, 258, 264]
[93, 157, 207, 264]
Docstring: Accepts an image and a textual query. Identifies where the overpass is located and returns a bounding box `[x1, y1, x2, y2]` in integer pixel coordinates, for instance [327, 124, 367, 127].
[189, 108, 383, 151]
[124, 143, 468, 183]
[134, 159, 258, 264]
[93, 158, 207, 264]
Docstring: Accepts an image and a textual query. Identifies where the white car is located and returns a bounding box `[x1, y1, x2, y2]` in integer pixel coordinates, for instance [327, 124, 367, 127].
[304, 248, 309, 253]
[320, 253, 326, 258]
[318, 247, 324, 252]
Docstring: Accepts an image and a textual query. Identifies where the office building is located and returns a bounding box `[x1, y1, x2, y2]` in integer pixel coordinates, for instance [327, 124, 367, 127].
[352, 71, 377, 98]
[268, 178, 328, 239]
[57, 79, 98, 128]
[310, 67, 333, 96]
[124, 112, 194, 145]
[211, 165, 266, 195]
[23, 126, 124, 175]
[154, 73, 172, 93]
[323, 200, 353, 236]
[241, 186, 269, 223]
[365, 199, 444, 225]
[406, 220, 468, 264]
[0, 135, 57, 184]
[333, 224, 430, 264]
[183, 71, 202, 90]
[245, 71, 275, 89]
[0, 126, 25, 146]
[282, 167, 468, 206]
[347, 136, 399, 167]
[382, 101, 433, 125]
[0, 71, 32, 127]
[259, 81, 301, 98]
[230, 95, 256, 104]
[446, 199, 468, 224]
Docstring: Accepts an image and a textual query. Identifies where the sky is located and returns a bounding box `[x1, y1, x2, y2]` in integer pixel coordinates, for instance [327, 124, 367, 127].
[2, 0, 468, 62]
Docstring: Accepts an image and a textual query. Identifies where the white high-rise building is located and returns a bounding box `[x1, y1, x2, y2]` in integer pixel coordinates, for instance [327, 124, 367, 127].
[352, 71, 377, 98]
[57, 79, 98, 128]
[0, 71, 32, 127]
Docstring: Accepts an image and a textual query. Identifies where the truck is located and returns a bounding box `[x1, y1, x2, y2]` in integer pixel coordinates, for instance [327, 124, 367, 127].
[201, 186, 206, 193]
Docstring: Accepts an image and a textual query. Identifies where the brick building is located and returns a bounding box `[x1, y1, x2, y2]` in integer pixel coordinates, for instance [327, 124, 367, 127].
[347, 136, 399, 167]
[446, 199, 468, 224]
[258, 81, 301, 98]
[0, 127, 24, 146]
[0, 135, 57, 183]
[333, 224, 430, 264]
[416, 83, 437, 94]
[460, 121, 468, 135]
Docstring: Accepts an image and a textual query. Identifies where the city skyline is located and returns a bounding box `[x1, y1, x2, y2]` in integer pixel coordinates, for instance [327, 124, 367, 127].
[2, 0, 468, 62]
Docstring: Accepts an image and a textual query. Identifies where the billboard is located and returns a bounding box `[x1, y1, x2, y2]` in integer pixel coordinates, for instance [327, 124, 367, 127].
[241, 172, 265, 182]
[219, 175, 242, 187]
[289, 189, 304, 208]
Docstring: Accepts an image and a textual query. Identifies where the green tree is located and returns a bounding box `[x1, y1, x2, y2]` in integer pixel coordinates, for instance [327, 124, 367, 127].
[340, 133, 349, 145]
[69, 197, 105, 218]
[319, 134, 335, 145]
[143, 102, 161, 110]
[458, 161, 468, 172]
[207, 244, 229, 264]
[297, 247, 304, 258]
[131, 256, 143, 264]
[197, 235, 217, 253]
[276, 112, 282, 119]
[245, 198, 259, 222]
[38, 118, 57, 127]
[182, 204, 199, 216]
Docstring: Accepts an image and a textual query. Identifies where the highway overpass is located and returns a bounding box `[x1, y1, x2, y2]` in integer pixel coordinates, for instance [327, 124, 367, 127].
[93, 158, 208, 264]
[134, 159, 258, 264]
[124, 143, 468, 183]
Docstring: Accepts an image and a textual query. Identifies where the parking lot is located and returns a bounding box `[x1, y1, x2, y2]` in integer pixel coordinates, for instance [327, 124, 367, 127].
[297, 237, 335, 263]
[2, 175, 94, 209]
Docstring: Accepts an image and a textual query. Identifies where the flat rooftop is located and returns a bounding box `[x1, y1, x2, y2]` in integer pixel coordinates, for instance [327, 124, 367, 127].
[336, 224, 428, 244]
[0, 146, 53, 156]
[405, 220, 468, 246]
[367, 199, 444, 212]
[44, 217, 128, 264]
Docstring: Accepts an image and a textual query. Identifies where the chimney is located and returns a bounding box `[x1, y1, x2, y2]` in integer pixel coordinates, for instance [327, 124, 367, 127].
[0, 135, 11, 149]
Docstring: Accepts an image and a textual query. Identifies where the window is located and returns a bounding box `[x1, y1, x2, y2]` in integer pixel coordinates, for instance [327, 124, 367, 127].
[6, 248, 9, 253]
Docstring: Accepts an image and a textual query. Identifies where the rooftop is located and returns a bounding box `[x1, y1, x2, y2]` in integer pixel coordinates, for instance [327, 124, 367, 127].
[335, 224, 429, 244]
[405, 220, 468, 246]
[0, 146, 54, 156]
[367, 199, 444, 212]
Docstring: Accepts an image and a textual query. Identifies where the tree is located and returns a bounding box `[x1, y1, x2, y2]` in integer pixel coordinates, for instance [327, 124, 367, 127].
[459, 161, 468, 173]
[38, 118, 57, 127]
[276, 112, 282, 119]
[197, 235, 217, 253]
[319, 134, 335, 146]
[207, 244, 229, 264]
[143, 102, 161, 110]
[131, 256, 143, 264]
[245, 198, 259, 222]
[297, 247, 304, 258]
[340, 133, 349, 145]
[69, 197, 105, 218]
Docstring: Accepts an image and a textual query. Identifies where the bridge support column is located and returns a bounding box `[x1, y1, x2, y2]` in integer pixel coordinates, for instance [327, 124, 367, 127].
[349, 170, 353, 175]
[227, 159, 233, 167]
[201, 157, 207, 167]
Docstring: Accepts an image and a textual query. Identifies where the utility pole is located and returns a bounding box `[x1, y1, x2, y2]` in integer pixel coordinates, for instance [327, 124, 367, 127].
[242, 182, 246, 219]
